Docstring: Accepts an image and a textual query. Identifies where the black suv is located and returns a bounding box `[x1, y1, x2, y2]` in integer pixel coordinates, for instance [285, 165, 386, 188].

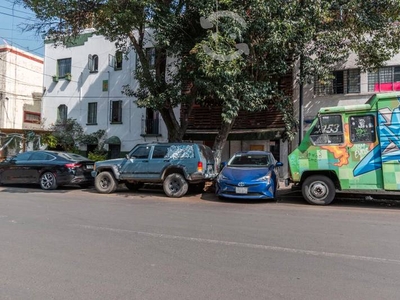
[92, 143, 217, 197]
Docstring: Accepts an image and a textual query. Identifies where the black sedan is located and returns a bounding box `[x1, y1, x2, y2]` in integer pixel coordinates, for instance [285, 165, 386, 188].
[0, 150, 95, 190]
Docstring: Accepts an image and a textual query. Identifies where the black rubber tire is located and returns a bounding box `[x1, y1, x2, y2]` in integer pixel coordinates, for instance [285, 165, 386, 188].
[125, 182, 144, 191]
[163, 173, 188, 198]
[40, 172, 58, 190]
[302, 175, 335, 205]
[95, 171, 118, 194]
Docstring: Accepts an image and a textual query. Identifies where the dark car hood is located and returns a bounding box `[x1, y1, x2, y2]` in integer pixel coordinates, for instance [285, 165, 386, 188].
[222, 166, 271, 181]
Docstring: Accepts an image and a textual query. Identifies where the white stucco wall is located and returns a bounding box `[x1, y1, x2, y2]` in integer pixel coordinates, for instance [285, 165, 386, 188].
[0, 45, 43, 129]
[42, 31, 177, 152]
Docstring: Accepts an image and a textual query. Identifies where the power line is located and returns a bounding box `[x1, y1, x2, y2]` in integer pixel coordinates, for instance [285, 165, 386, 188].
[0, 11, 35, 21]
[0, 4, 36, 17]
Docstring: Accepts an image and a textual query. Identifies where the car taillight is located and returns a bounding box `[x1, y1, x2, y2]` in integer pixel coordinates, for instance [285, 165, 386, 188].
[197, 161, 203, 172]
[65, 163, 82, 169]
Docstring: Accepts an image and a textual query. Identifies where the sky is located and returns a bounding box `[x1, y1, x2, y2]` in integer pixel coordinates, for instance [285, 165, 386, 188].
[0, 0, 44, 57]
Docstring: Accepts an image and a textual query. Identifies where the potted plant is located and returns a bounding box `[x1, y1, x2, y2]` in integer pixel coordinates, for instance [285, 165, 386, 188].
[65, 73, 72, 81]
[52, 75, 59, 82]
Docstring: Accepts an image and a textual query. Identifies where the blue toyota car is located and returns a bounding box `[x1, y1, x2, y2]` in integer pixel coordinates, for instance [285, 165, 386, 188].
[215, 151, 283, 199]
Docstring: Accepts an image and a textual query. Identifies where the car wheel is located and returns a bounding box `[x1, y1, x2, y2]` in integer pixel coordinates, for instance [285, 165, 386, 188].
[125, 182, 144, 191]
[163, 173, 188, 198]
[95, 171, 118, 194]
[40, 172, 58, 190]
[302, 175, 335, 205]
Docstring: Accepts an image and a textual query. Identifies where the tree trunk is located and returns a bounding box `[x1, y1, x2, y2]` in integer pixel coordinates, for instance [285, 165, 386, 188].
[213, 119, 235, 171]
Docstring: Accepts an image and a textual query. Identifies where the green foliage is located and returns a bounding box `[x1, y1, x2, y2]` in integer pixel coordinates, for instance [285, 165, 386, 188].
[47, 118, 84, 152]
[87, 151, 107, 162]
[19, 0, 400, 148]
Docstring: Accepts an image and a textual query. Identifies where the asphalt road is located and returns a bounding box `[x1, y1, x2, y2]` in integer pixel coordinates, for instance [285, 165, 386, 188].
[1, 185, 400, 300]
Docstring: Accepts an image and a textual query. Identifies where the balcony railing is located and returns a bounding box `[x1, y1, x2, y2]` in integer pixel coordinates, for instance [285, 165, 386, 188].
[141, 118, 160, 135]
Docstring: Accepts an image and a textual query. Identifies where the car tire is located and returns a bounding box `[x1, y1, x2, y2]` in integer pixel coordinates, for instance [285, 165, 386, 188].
[302, 175, 335, 205]
[40, 172, 58, 190]
[95, 171, 118, 194]
[125, 182, 144, 191]
[163, 173, 188, 198]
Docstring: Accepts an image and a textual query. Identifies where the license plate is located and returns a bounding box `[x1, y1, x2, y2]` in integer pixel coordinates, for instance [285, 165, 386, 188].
[235, 187, 248, 194]
[86, 165, 94, 170]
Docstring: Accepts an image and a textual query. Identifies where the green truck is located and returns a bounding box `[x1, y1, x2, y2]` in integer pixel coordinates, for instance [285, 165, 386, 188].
[288, 92, 400, 205]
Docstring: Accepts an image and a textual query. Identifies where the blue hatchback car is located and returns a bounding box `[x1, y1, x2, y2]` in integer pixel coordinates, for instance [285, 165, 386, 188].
[215, 151, 283, 199]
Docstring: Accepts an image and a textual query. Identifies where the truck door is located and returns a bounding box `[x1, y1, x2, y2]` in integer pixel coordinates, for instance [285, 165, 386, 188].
[349, 114, 383, 189]
[377, 100, 400, 190]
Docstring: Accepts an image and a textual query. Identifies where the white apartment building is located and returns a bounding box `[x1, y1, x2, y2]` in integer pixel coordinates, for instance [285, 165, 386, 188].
[42, 30, 174, 157]
[0, 44, 43, 130]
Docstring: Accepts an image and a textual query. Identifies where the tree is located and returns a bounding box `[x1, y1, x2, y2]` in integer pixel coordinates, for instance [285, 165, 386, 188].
[19, 0, 400, 164]
[47, 118, 84, 152]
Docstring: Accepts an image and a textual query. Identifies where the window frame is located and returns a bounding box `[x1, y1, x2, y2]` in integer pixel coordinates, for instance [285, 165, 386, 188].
[57, 104, 68, 123]
[349, 115, 376, 143]
[57, 58, 72, 78]
[368, 65, 400, 92]
[314, 69, 360, 96]
[309, 114, 344, 145]
[114, 51, 123, 70]
[23, 111, 41, 124]
[88, 54, 99, 73]
[110, 100, 123, 124]
[87, 102, 98, 125]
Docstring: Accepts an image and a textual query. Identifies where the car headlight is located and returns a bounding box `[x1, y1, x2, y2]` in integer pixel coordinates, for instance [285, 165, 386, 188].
[256, 174, 271, 182]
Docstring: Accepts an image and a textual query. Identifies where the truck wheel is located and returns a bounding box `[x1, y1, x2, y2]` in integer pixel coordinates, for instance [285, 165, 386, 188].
[125, 182, 144, 191]
[302, 175, 335, 205]
[95, 171, 118, 194]
[163, 173, 188, 198]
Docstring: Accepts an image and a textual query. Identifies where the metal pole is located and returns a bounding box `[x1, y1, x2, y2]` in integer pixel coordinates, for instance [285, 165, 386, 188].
[298, 55, 304, 146]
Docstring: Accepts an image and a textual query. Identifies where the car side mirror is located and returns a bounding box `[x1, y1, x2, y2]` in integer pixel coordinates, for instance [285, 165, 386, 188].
[219, 162, 227, 171]
[276, 162, 283, 167]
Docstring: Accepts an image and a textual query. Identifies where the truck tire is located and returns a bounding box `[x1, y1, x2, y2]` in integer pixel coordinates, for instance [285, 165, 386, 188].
[125, 182, 144, 191]
[95, 171, 118, 194]
[163, 173, 188, 198]
[302, 175, 335, 205]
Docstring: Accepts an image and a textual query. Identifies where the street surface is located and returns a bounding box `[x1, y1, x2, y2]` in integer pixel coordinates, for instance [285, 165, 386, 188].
[1, 184, 400, 300]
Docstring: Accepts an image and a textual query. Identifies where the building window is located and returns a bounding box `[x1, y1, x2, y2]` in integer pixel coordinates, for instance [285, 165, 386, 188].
[88, 54, 98, 73]
[146, 48, 156, 69]
[57, 104, 68, 123]
[24, 111, 41, 124]
[114, 51, 123, 70]
[368, 66, 400, 92]
[87, 102, 97, 125]
[314, 69, 360, 96]
[57, 58, 71, 78]
[110, 100, 122, 123]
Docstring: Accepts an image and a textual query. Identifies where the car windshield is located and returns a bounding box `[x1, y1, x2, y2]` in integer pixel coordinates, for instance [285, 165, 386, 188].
[228, 154, 270, 167]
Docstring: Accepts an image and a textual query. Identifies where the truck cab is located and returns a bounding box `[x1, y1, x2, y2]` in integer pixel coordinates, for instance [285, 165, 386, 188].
[288, 92, 400, 205]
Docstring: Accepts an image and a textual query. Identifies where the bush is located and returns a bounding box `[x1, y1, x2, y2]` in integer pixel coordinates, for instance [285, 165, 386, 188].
[88, 152, 107, 162]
